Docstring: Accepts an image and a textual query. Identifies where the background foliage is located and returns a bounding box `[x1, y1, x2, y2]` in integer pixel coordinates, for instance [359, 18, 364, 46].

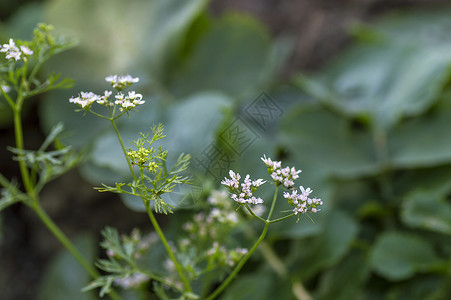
[2, 0, 451, 299]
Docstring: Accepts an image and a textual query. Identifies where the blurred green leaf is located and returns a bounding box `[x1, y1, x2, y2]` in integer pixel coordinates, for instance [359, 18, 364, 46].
[388, 97, 451, 168]
[220, 268, 295, 300]
[386, 275, 443, 300]
[401, 191, 451, 235]
[37, 233, 97, 300]
[45, 0, 208, 77]
[280, 104, 378, 180]
[295, 42, 451, 131]
[169, 13, 275, 99]
[316, 249, 370, 300]
[370, 231, 444, 281]
[289, 209, 358, 280]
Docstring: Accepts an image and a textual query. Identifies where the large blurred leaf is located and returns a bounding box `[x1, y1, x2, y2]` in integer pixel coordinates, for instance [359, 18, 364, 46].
[169, 13, 275, 99]
[316, 249, 370, 300]
[370, 231, 444, 281]
[280, 104, 378, 180]
[288, 209, 358, 280]
[295, 40, 451, 131]
[354, 8, 451, 49]
[45, 0, 208, 77]
[388, 97, 451, 168]
[402, 191, 451, 235]
[37, 233, 97, 300]
[220, 268, 295, 300]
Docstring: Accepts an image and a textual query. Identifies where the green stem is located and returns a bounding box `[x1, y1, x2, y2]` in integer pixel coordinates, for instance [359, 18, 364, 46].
[108, 116, 191, 292]
[11, 86, 122, 300]
[33, 201, 99, 278]
[13, 101, 34, 196]
[143, 200, 192, 292]
[32, 201, 122, 300]
[110, 119, 135, 177]
[206, 186, 280, 300]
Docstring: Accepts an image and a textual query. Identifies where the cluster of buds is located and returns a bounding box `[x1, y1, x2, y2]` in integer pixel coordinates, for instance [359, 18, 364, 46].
[0, 38, 33, 61]
[221, 170, 266, 205]
[127, 147, 159, 173]
[69, 75, 144, 112]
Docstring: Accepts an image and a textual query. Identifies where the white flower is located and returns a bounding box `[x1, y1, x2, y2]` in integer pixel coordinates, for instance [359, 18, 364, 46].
[1, 39, 33, 61]
[20, 45, 33, 56]
[114, 272, 149, 289]
[1, 84, 10, 93]
[69, 91, 101, 108]
[283, 185, 322, 215]
[261, 155, 301, 188]
[105, 74, 139, 90]
[221, 170, 265, 205]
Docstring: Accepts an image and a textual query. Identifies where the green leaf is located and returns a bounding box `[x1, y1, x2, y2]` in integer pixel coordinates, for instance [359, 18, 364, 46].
[370, 231, 444, 281]
[388, 98, 451, 168]
[295, 41, 451, 130]
[288, 209, 358, 280]
[220, 268, 295, 300]
[401, 191, 451, 235]
[37, 233, 97, 300]
[280, 104, 378, 180]
[169, 13, 274, 99]
[316, 249, 370, 300]
[45, 0, 207, 78]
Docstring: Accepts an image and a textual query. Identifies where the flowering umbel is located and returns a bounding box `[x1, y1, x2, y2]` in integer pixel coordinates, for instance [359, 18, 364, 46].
[221, 170, 265, 205]
[222, 155, 323, 219]
[69, 75, 144, 112]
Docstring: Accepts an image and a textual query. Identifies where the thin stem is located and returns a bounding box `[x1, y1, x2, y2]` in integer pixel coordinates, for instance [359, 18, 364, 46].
[110, 119, 135, 178]
[108, 116, 191, 292]
[13, 100, 34, 195]
[206, 222, 269, 300]
[269, 213, 296, 223]
[143, 200, 192, 292]
[244, 204, 266, 223]
[32, 201, 123, 300]
[33, 201, 99, 278]
[206, 186, 280, 300]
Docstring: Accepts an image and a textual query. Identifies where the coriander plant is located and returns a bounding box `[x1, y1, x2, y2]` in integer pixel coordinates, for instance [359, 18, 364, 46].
[1, 24, 323, 300]
[71, 73, 323, 299]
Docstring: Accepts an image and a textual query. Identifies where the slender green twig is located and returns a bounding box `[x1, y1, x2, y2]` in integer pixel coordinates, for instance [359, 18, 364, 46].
[205, 185, 280, 300]
[143, 199, 192, 292]
[109, 117, 192, 293]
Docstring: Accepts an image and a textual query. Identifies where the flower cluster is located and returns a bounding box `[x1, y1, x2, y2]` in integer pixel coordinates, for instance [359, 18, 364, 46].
[114, 91, 144, 111]
[261, 154, 301, 188]
[206, 241, 248, 267]
[0, 38, 33, 61]
[283, 186, 323, 215]
[221, 171, 266, 205]
[223, 155, 322, 217]
[105, 74, 139, 91]
[69, 91, 111, 109]
[69, 75, 145, 112]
